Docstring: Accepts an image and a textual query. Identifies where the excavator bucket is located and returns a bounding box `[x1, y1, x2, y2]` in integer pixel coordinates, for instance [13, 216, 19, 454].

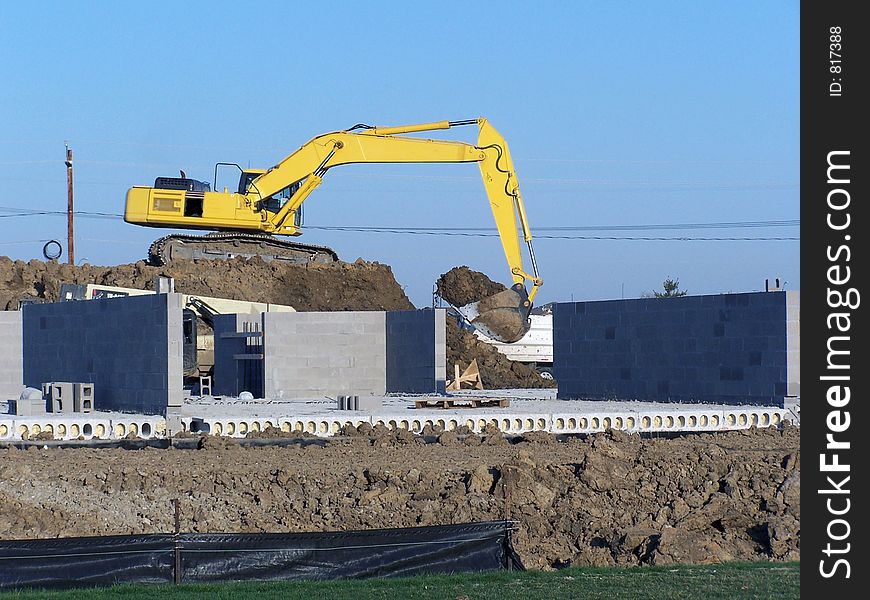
[457, 283, 533, 343]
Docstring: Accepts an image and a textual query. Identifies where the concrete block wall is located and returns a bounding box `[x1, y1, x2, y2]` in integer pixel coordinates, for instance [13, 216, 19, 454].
[22, 293, 184, 415]
[212, 313, 263, 397]
[0, 312, 23, 400]
[262, 311, 387, 398]
[554, 291, 800, 407]
[386, 308, 447, 394]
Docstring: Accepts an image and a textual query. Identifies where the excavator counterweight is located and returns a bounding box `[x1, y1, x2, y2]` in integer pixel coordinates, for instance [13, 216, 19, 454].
[124, 118, 542, 342]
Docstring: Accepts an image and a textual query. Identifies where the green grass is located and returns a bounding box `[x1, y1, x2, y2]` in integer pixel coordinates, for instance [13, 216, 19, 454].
[0, 562, 799, 600]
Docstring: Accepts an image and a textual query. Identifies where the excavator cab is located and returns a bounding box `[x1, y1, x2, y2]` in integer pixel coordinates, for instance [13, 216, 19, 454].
[242, 170, 304, 226]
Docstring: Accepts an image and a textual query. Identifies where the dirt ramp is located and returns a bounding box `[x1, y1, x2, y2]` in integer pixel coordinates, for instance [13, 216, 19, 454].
[0, 256, 413, 312]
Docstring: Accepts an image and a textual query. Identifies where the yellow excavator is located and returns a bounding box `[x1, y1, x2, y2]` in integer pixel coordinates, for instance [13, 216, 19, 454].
[124, 118, 542, 342]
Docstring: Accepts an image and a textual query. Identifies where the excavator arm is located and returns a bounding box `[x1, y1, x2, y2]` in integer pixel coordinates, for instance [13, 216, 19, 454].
[250, 118, 542, 303]
[125, 118, 542, 342]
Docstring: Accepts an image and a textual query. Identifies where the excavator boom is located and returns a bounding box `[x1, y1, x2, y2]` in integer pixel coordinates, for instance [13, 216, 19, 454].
[124, 118, 542, 341]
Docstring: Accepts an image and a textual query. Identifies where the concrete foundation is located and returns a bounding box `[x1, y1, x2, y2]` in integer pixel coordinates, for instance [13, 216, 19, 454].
[182, 389, 791, 438]
[1, 389, 792, 442]
[0, 412, 165, 441]
[0, 312, 23, 401]
[553, 291, 800, 407]
[22, 294, 184, 415]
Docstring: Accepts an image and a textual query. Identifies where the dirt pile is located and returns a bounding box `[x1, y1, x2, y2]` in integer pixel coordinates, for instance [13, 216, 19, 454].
[0, 426, 799, 569]
[446, 318, 555, 388]
[436, 266, 506, 308]
[437, 266, 553, 388]
[0, 256, 413, 312]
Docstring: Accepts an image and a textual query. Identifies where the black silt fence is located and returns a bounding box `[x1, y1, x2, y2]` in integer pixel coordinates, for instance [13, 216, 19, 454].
[0, 521, 522, 590]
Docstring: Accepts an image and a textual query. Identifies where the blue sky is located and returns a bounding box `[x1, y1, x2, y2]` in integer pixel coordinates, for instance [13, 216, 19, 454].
[0, 1, 799, 307]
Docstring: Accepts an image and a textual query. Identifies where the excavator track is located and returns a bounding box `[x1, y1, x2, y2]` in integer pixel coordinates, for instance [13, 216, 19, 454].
[147, 232, 339, 266]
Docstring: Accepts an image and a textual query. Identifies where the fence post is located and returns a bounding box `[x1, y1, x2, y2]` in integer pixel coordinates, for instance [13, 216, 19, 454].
[172, 499, 182, 585]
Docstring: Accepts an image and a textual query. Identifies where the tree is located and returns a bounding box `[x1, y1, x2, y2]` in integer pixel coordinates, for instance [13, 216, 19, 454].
[653, 277, 687, 298]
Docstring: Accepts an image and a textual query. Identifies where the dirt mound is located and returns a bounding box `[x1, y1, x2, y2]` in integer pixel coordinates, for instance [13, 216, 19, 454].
[0, 426, 800, 569]
[446, 317, 555, 388]
[0, 256, 413, 312]
[437, 265, 551, 388]
[436, 266, 506, 308]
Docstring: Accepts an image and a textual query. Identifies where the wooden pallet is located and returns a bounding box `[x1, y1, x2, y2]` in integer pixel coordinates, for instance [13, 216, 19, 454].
[414, 397, 510, 409]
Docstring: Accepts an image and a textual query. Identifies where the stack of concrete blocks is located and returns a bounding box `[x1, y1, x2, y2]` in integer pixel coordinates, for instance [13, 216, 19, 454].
[22, 293, 184, 415]
[41, 382, 95, 413]
[212, 313, 263, 398]
[386, 308, 447, 394]
[0, 311, 23, 402]
[553, 291, 800, 407]
[337, 394, 383, 411]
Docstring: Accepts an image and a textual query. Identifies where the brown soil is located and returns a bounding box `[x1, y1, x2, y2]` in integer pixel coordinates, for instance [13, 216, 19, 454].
[436, 266, 506, 308]
[437, 265, 554, 388]
[470, 288, 530, 343]
[446, 318, 556, 388]
[0, 426, 799, 569]
[0, 256, 412, 312]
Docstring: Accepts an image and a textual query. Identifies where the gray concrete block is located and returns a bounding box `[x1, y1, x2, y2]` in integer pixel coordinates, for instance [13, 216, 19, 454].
[73, 382, 94, 412]
[357, 395, 382, 411]
[336, 394, 382, 411]
[8, 397, 47, 416]
[48, 382, 74, 412]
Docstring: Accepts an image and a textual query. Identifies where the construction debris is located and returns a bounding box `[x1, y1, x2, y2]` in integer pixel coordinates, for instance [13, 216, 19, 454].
[446, 359, 484, 391]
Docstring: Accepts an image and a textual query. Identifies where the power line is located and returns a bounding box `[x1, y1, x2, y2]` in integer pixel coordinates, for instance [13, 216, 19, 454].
[0, 208, 799, 240]
[303, 226, 797, 241]
[0, 239, 51, 245]
[329, 172, 799, 190]
[305, 220, 799, 232]
[0, 209, 798, 230]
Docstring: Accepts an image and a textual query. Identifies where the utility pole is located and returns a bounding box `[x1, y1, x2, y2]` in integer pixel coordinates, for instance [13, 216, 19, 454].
[65, 143, 75, 264]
